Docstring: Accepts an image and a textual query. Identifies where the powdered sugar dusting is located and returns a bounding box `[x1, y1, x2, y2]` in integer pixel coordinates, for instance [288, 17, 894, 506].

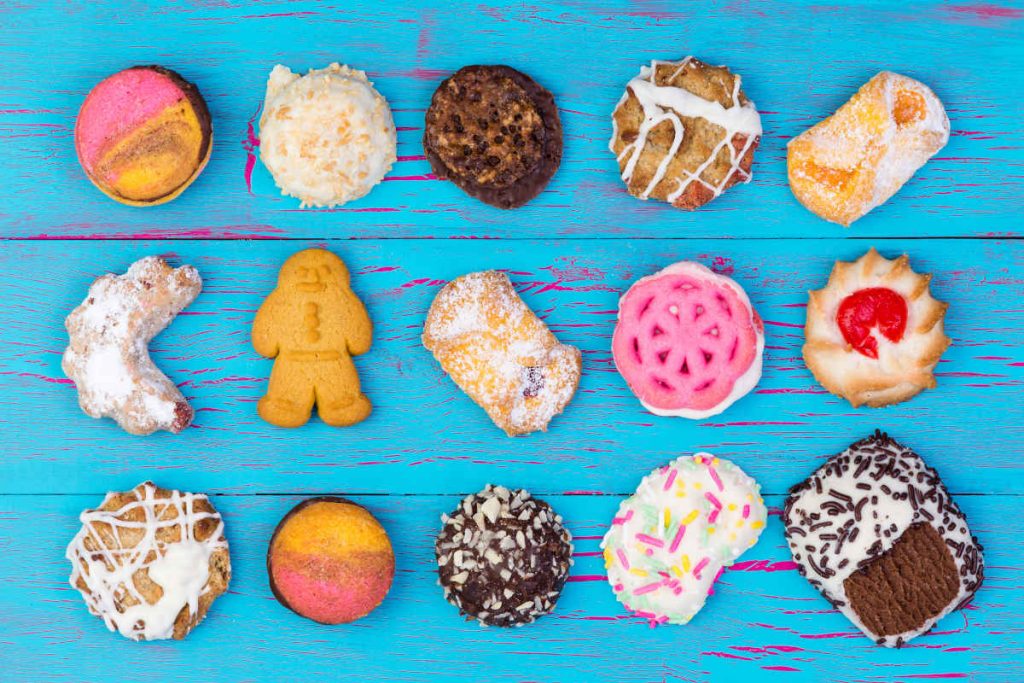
[62, 256, 201, 435]
[423, 271, 581, 436]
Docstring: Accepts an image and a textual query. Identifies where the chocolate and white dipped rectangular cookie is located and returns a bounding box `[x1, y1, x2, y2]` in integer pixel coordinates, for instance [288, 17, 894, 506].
[783, 431, 983, 647]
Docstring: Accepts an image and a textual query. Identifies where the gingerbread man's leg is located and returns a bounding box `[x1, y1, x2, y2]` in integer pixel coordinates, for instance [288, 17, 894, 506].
[315, 357, 372, 427]
[258, 356, 316, 427]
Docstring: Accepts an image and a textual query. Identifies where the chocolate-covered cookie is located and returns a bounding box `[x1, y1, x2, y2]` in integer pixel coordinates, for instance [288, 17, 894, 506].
[423, 65, 562, 209]
[783, 431, 984, 647]
[435, 485, 573, 626]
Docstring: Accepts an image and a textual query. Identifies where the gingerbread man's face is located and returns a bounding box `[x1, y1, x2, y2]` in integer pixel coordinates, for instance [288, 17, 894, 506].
[278, 250, 350, 293]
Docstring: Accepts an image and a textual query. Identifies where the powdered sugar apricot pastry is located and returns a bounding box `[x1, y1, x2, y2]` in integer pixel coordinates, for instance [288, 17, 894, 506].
[612, 262, 764, 419]
[422, 271, 581, 436]
[803, 249, 950, 407]
[63, 256, 201, 435]
[788, 71, 949, 226]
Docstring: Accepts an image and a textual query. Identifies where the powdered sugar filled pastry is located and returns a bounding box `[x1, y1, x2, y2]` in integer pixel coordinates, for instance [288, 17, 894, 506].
[788, 71, 949, 226]
[804, 249, 950, 407]
[612, 262, 764, 419]
[610, 56, 762, 209]
[423, 271, 581, 436]
[259, 63, 397, 207]
[63, 256, 201, 435]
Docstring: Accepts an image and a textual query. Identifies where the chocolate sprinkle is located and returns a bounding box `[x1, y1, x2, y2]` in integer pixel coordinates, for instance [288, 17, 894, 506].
[782, 430, 985, 648]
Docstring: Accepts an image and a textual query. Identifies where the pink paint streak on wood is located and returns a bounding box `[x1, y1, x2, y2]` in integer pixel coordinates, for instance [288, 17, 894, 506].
[946, 4, 1024, 19]
[730, 560, 799, 572]
[242, 103, 261, 193]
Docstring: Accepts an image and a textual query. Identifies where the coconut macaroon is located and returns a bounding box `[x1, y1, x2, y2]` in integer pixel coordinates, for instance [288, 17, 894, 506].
[259, 63, 397, 208]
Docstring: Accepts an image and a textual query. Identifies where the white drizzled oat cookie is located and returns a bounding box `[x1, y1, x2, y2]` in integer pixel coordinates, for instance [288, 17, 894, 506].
[66, 481, 231, 641]
[610, 56, 762, 209]
[62, 256, 201, 435]
[422, 270, 581, 436]
[259, 63, 397, 208]
[435, 485, 573, 627]
[783, 431, 983, 647]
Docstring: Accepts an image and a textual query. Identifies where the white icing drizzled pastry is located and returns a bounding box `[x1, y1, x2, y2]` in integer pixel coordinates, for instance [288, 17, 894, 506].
[66, 482, 231, 641]
[804, 248, 950, 407]
[609, 57, 762, 209]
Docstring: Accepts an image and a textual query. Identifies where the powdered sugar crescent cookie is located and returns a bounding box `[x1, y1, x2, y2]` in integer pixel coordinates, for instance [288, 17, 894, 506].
[610, 57, 762, 209]
[788, 71, 949, 226]
[804, 249, 950, 407]
[62, 256, 201, 435]
[422, 271, 581, 436]
[66, 482, 231, 641]
[612, 262, 764, 419]
[602, 453, 767, 626]
[783, 431, 983, 647]
[259, 63, 397, 208]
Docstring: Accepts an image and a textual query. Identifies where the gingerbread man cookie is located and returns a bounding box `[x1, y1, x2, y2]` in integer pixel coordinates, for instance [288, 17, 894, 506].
[253, 249, 372, 427]
[62, 256, 201, 435]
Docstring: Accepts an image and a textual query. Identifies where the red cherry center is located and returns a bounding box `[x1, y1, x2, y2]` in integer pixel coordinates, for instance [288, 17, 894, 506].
[836, 287, 908, 359]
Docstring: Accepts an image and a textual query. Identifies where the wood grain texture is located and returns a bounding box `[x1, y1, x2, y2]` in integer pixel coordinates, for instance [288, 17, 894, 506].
[0, 1, 1022, 681]
[0, 1, 1021, 239]
[1, 492, 1019, 683]
[2, 238, 1021, 496]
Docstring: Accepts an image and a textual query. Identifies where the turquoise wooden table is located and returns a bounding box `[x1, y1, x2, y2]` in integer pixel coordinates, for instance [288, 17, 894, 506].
[1, 1, 1022, 681]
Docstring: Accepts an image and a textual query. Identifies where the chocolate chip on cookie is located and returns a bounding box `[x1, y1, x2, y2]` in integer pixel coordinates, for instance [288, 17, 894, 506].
[423, 65, 562, 209]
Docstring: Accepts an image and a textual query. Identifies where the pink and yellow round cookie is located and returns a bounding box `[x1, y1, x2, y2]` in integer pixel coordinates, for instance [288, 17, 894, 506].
[612, 261, 764, 418]
[75, 65, 212, 206]
[267, 497, 395, 624]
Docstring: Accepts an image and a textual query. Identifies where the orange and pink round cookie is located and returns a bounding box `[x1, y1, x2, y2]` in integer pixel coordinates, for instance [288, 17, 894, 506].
[612, 261, 764, 419]
[267, 497, 395, 624]
[75, 65, 212, 206]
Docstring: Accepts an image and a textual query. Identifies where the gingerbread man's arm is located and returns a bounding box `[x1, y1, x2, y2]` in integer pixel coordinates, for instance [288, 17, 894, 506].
[343, 290, 373, 357]
[252, 292, 282, 359]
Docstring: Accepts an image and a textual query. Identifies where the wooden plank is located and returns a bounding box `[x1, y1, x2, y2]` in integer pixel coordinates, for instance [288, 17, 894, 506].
[2, 237, 1021, 496]
[0, 1, 1021, 239]
[1, 491, 1016, 683]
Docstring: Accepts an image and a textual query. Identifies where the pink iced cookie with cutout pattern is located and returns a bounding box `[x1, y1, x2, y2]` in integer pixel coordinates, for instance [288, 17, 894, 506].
[612, 262, 764, 419]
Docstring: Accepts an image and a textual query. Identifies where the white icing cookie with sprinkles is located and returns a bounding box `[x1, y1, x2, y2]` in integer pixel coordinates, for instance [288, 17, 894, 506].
[601, 454, 767, 625]
[66, 482, 231, 641]
[783, 431, 983, 647]
[610, 56, 762, 209]
[804, 248, 950, 408]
